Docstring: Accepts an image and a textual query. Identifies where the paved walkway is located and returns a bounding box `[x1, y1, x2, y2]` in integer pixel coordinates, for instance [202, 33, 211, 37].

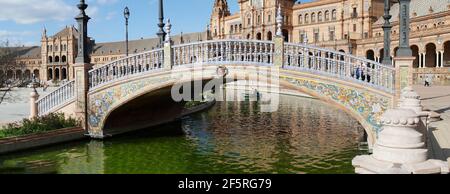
[414, 85, 450, 161]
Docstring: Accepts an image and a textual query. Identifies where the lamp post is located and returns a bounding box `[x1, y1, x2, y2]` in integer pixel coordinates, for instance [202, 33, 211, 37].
[157, 0, 166, 47]
[396, 0, 412, 57]
[124, 6, 130, 57]
[382, 0, 392, 65]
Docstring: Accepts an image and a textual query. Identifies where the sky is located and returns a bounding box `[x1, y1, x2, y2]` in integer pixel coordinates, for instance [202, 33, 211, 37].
[0, 0, 237, 46]
[0, 0, 314, 47]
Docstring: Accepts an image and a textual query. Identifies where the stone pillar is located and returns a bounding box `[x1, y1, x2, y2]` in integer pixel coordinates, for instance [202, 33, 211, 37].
[164, 42, 173, 70]
[419, 53, 423, 68]
[29, 90, 39, 119]
[163, 19, 173, 70]
[274, 4, 284, 68]
[440, 51, 444, 68]
[436, 51, 439, 68]
[274, 36, 284, 67]
[394, 56, 415, 105]
[74, 63, 91, 131]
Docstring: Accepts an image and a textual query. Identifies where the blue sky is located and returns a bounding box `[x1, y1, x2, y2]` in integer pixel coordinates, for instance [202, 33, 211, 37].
[0, 0, 241, 46]
[0, 0, 314, 46]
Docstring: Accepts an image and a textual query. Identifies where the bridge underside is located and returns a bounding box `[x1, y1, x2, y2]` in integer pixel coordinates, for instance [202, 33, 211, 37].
[102, 86, 185, 136]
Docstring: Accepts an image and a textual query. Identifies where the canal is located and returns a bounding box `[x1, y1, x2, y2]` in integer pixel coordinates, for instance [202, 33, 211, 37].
[0, 90, 367, 174]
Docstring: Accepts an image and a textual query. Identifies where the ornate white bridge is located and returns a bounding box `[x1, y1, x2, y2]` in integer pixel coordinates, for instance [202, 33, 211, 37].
[32, 37, 413, 147]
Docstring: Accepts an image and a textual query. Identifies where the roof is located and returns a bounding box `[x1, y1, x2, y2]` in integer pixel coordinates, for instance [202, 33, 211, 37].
[91, 32, 207, 56]
[51, 26, 78, 39]
[0, 46, 41, 59]
[375, 0, 449, 25]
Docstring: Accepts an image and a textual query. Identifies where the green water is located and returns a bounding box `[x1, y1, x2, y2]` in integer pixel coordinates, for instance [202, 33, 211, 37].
[0, 94, 366, 174]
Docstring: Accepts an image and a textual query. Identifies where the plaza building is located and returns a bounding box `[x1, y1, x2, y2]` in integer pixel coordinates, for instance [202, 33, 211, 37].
[1, 0, 449, 85]
[210, 0, 450, 84]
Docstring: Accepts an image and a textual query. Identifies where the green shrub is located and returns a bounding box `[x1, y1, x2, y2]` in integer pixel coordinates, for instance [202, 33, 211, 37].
[0, 113, 80, 139]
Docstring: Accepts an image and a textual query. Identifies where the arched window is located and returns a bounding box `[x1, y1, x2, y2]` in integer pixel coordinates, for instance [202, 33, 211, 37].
[332, 9, 337, 20]
[48, 56, 53, 63]
[62, 55, 67, 63]
[318, 12, 323, 22]
[305, 13, 309, 24]
[311, 13, 316, 23]
[55, 56, 60, 63]
[298, 14, 302, 24]
[325, 10, 330, 21]
[230, 25, 234, 34]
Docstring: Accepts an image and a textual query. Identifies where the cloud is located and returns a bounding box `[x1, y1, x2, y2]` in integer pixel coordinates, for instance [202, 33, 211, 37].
[0, 30, 38, 46]
[0, 0, 80, 24]
[105, 11, 118, 20]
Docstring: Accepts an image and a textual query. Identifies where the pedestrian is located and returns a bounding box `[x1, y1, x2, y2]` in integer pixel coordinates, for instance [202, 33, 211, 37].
[424, 75, 432, 87]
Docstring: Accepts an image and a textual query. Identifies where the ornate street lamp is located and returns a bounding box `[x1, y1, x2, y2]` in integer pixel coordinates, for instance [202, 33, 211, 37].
[124, 6, 130, 57]
[382, 0, 393, 65]
[157, 0, 166, 47]
[396, 0, 412, 57]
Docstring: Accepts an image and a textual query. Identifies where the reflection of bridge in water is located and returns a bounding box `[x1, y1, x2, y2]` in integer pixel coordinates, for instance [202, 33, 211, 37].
[32, 37, 409, 148]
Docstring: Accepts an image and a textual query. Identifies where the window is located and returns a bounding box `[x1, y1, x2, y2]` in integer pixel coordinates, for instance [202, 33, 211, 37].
[329, 30, 335, 41]
[268, 14, 271, 23]
[318, 12, 323, 22]
[332, 9, 337, 20]
[305, 14, 309, 23]
[352, 7, 358, 18]
[325, 10, 330, 21]
[353, 24, 357, 32]
[298, 14, 302, 24]
[311, 13, 316, 23]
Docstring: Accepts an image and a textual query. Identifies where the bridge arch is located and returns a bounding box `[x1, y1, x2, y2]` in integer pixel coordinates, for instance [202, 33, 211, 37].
[87, 64, 393, 146]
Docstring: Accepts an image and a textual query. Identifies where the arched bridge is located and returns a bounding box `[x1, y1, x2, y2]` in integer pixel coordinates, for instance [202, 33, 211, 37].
[35, 37, 408, 147]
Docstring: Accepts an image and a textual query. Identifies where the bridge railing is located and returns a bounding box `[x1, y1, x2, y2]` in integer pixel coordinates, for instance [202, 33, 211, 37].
[172, 39, 274, 66]
[88, 48, 164, 89]
[36, 80, 75, 116]
[284, 43, 396, 93]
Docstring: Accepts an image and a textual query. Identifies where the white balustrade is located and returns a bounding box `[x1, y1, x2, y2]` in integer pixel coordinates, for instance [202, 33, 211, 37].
[172, 39, 275, 66]
[36, 80, 75, 116]
[284, 43, 396, 93]
[88, 49, 164, 89]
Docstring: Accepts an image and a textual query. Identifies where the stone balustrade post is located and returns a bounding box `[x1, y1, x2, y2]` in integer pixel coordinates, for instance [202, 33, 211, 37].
[29, 90, 39, 119]
[274, 36, 284, 67]
[394, 56, 415, 106]
[164, 42, 174, 70]
[74, 63, 91, 132]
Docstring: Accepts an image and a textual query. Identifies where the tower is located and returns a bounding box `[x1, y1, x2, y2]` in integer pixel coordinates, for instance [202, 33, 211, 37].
[210, 0, 231, 39]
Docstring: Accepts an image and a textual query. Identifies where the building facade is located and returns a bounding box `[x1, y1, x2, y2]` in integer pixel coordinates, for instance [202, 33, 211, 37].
[1, 0, 449, 85]
[210, 0, 450, 84]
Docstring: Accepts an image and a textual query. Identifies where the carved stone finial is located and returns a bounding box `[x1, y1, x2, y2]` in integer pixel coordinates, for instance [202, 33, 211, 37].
[276, 4, 283, 36]
[165, 19, 172, 42]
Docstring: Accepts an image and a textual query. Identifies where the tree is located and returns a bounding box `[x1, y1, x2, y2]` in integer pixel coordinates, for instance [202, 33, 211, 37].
[0, 39, 22, 104]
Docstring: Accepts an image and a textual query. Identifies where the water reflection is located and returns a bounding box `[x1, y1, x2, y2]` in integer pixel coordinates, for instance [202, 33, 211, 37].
[0, 90, 366, 174]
